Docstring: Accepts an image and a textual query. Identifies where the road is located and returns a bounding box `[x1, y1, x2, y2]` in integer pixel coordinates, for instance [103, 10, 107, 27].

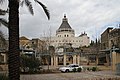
[20, 71, 120, 80]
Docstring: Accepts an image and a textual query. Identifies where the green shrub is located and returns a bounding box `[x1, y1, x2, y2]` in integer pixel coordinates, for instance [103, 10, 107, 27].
[87, 67, 90, 71]
[0, 73, 8, 80]
[91, 67, 97, 71]
[116, 63, 120, 75]
[0, 66, 3, 71]
[77, 67, 82, 72]
[72, 68, 76, 72]
[20, 54, 41, 74]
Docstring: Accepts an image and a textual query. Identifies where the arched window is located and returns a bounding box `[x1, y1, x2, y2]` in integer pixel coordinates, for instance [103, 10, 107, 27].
[67, 35, 69, 37]
[64, 35, 66, 37]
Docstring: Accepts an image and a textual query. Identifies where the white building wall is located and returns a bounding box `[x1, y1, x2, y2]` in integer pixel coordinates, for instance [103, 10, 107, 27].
[40, 15, 90, 48]
[42, 34, 90, 48]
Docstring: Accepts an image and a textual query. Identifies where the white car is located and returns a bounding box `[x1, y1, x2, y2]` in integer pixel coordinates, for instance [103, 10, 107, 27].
[59, 64, 83, 72]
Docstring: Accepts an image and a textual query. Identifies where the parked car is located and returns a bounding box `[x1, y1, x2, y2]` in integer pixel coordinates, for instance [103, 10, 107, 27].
[59, 64, 83, 72]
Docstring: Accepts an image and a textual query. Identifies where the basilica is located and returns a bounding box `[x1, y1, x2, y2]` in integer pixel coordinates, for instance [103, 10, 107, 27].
[42, 14, 90, 48]
[40, 14, 90, 66]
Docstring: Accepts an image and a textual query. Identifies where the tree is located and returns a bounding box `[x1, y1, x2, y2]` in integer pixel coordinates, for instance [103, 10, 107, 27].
[1, 0, 50, 80]
[20, 54, 40, 73]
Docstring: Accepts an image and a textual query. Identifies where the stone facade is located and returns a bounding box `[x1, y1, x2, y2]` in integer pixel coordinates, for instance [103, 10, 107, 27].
[40, 15, 90, 66]
[101, 27, 113, 50]
[100, 27, 120, 71]
[41, 15, 90, 48]
[101, 27, 120, 50]
[109, 28, 120, 49]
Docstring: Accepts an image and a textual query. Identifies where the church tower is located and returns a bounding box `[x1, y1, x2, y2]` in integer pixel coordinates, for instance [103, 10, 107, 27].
[56, 14, 75, 37]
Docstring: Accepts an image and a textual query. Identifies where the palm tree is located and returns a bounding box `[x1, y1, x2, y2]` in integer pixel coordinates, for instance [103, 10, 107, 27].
[1, 0, 50, 80]
[20, 0, 50, 19]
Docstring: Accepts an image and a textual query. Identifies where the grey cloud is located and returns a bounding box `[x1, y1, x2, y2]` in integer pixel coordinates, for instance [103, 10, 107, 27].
[1, 0, 120, 41]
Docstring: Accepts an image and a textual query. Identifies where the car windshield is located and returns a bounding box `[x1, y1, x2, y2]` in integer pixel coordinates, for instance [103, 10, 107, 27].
[68, 65, 72, 67]
[67, 64, 78, 67]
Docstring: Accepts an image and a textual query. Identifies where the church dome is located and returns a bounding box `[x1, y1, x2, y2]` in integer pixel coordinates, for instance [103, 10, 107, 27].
[58, 14, 72, 29]
[56, 14, 75, 37]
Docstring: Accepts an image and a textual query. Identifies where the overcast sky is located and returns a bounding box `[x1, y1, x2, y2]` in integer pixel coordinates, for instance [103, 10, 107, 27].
[1, 0, 120, 40]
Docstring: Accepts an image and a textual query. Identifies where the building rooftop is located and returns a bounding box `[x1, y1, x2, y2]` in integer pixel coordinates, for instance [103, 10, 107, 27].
[58, 14, 72, 29]
[20, 36, 29, 40]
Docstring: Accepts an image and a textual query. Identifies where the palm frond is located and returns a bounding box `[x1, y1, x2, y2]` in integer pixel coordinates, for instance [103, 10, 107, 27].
[34, 0, 50, 20]
[0, 9, 8, 15]
[24, 0, 34, 15]
[20, 0, 24, 7]
[0, 18, 8, 27]
[0, 0, 4, 4]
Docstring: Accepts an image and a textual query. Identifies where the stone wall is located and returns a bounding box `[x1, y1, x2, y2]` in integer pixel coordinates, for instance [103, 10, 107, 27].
[0, 64, 8, 71]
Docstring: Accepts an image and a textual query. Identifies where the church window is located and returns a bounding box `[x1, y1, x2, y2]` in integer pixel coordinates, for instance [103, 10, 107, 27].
[67, 35, 69, 37]
[64, 35, 66, 37]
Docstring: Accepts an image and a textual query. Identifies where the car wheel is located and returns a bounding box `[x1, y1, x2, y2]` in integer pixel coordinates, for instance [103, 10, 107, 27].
[65, 69, 69, 72]
[61, 71, 64, 73]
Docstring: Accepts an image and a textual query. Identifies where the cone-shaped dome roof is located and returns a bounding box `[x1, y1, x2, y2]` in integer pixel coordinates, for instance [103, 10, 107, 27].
[58, 14, 72, 29]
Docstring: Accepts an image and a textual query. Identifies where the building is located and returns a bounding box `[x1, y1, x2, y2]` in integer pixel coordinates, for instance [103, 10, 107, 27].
[20, 36, 46, 51]
[101, 27, 120, 53]
[40, 14, 90, 66]
[109, 28, 120, 49]
[42, 14, 90, 48]
[100, 27, 120, 70]
[99, 28, 113, 66]
[101, 27, 113, 50]
[19, 15, 90, 66]
[19, 36, 30, 50]
[19, 36, 49, 65]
